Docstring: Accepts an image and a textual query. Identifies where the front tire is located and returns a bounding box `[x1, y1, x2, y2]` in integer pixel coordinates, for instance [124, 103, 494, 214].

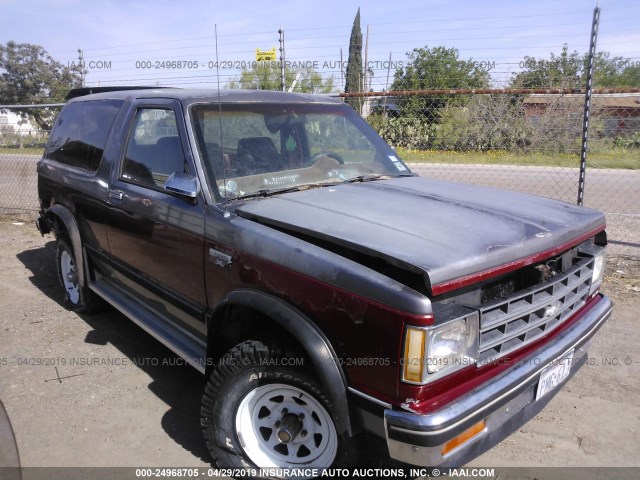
[201, 340, 353, 475]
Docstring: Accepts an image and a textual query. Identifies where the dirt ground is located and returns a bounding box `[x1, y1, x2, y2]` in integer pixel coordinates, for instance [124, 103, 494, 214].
[0, 221, 638, 473]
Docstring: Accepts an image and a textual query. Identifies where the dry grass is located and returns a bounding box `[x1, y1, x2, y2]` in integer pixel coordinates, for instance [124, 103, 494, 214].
[604, 255, 640, 298]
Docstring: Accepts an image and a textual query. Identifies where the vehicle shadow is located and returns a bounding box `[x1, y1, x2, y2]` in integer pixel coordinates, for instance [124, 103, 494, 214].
[16, 241, 211, 464]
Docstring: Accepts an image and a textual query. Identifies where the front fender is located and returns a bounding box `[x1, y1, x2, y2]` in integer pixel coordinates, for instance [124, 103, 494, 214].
[212, 288, 352, 436]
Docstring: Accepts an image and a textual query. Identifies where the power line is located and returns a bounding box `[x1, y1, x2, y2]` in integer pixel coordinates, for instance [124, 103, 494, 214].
[45, 9, 640, 57]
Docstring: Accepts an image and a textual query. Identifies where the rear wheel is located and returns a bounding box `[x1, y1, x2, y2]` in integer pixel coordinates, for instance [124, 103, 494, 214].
[55, 236, 100, 313]
[201, 340, 353, 475]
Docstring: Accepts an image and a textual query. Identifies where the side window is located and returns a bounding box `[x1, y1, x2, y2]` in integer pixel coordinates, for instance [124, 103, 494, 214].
[45, 100, 122, 171]
[122, 108, 186, 188]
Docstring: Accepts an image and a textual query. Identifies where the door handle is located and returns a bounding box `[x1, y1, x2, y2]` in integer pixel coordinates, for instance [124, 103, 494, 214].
[109, 190, 124, 200]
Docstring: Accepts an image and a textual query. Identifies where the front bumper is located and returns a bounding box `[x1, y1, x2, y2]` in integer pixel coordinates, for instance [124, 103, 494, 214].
[384, 294, 613, 467]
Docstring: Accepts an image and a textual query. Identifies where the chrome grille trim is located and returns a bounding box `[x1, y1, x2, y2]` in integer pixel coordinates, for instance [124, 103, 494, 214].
[477, 256, 594, 365]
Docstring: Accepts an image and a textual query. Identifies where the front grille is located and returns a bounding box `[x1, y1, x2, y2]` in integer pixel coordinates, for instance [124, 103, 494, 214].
[477, 256, 594, 365]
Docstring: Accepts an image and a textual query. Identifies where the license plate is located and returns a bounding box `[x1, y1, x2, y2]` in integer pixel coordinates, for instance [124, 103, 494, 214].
[536, 349, 574, 401]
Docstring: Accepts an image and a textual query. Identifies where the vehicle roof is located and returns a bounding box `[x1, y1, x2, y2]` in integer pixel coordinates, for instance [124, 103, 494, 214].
[66, 87, 344, 106]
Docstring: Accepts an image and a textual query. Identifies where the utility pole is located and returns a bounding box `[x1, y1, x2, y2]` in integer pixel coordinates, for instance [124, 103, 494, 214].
[340, 48, 343, 92]
[382, 51, 392, 121]
[288, 72, 302, 92]
[278, 28, 286, 92]
[77, 49, 85, 87]
[362, 25, 370, 115]
[384, 52, 392, 92]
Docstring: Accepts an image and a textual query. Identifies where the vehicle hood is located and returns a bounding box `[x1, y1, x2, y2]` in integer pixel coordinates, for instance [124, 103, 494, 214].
[236, 176, 605, 294]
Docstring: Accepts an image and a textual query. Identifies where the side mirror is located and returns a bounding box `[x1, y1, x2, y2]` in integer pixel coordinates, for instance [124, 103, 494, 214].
[164, 172, 199, 198]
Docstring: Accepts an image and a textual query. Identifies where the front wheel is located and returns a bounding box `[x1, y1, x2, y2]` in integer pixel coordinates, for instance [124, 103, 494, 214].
[201, 341, 353, 475]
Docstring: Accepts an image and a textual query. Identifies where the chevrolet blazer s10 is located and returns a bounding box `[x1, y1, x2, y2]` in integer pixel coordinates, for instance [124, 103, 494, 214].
[36, 87, 612, 475]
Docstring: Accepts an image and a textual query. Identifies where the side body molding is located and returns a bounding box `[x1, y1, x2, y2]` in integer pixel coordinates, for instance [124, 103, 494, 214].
[213, 289, 352, 435]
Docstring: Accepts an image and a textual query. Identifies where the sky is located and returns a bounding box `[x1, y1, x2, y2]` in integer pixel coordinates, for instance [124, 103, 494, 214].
[1, 0, 639, 91]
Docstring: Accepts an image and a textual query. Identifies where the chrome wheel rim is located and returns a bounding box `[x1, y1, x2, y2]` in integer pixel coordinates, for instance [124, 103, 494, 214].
[235, 383, 337, 470]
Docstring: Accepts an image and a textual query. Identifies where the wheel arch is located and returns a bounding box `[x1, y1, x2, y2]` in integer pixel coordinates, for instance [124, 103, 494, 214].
[207, 288, 352, 436]
[44, 204, 85, 288]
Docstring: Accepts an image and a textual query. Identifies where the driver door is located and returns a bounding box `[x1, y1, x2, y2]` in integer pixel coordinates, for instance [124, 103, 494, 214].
[105, 99, 207, 335]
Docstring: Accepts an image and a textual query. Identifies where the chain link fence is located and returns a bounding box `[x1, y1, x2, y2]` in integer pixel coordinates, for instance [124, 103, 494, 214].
[361, 90, 640, 259]
[0, 107, 55, 216]
[1, 94, 638, 260]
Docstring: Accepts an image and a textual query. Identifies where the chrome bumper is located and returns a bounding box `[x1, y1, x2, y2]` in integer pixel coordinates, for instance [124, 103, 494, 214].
[384, 294, 613, 467]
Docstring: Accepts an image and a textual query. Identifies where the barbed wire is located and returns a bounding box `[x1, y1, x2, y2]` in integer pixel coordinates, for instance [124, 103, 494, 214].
[30, 6, 638, 91]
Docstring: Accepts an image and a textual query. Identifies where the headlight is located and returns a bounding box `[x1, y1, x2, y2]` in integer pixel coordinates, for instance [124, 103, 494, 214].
[402, 313, 479, 385]
[590, 250, 606, 295]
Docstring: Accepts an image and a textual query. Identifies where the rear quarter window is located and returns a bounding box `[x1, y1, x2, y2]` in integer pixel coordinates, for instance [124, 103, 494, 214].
[45, 99, 123, 171]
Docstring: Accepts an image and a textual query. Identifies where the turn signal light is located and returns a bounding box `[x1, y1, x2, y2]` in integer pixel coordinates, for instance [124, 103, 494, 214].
[402, 327, 426, 383]
[441, 420, 486, 456]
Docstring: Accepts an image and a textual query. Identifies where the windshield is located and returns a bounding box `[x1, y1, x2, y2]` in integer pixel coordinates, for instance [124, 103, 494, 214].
[190, 102, 411, 200]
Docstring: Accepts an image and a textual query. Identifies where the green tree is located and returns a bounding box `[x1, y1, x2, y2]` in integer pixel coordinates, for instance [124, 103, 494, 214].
[228, 62, 334, 93]
[589, 52, 640, 87]
[0, 41, 83, 130]
[344, 8, 363, 111]
[512, 46, 582, 89]
[511, 45, 640, 89]
[296, 68, 335, 94]
[615, 66, 640, 87]
[391, 46, 490, 118]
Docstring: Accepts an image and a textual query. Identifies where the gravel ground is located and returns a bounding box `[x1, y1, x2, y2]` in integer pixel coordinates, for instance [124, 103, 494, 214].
[0, 221, 638, 476]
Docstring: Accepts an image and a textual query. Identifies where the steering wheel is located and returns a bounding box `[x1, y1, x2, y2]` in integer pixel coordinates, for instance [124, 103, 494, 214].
[306, 151, 345, 166]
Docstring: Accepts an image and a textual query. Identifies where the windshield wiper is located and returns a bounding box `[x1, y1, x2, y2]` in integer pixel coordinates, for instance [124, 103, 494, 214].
[232, 183, 335, 201]
[229, 174, 413, 201]
[252, 179, 355, 198]
[231, 186, 301, 200]
[346, 174, 384, 183]
[345, 173, 413, 183]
